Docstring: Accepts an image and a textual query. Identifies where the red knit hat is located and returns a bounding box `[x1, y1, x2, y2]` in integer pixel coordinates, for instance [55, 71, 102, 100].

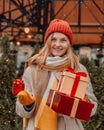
[44, 19, 73, 45]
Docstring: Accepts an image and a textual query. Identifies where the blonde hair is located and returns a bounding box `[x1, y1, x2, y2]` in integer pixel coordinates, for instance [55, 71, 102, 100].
[66, 46, 79, 70]
[26, 34, 79, 70]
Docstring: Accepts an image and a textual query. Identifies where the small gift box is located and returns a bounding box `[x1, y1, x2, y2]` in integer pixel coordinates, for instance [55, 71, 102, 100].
[57, 68, 89, 99]
[46, 89, 94, 121]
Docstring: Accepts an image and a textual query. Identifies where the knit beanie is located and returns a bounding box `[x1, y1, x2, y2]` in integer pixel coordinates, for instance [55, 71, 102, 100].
[44, 19, 73, 45]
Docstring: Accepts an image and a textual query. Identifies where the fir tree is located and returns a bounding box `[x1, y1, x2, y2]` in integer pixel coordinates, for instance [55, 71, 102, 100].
[0, 34, 22, 130]
[80, 57, 104, 130]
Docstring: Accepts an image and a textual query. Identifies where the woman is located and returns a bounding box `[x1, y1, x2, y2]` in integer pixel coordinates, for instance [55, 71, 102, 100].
[16, 19, 97, 130]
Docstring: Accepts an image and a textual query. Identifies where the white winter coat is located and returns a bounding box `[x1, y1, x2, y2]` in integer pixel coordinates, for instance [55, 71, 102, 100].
[16, 64, 97, 130]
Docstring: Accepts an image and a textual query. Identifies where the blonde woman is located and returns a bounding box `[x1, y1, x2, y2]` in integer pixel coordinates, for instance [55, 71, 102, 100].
[16, 19, 97, 130]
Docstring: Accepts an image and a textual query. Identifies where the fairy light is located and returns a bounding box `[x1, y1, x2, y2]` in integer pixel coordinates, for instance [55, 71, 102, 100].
[6, 59, 9, 62]
[1, 81, 4, 84]
[16, 41, 21, 46]
[27, 34, 32, 39]
[24, 27, 30, 34]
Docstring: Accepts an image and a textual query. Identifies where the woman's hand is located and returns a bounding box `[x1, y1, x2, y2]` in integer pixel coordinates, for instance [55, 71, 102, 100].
[17, 90, 35, 106]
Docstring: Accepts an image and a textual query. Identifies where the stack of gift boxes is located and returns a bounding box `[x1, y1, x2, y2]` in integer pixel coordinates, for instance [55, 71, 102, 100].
[46, 68, 94, 121]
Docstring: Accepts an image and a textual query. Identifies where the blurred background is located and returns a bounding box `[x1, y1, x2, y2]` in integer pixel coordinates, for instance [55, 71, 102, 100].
[0, 0, 104, 130]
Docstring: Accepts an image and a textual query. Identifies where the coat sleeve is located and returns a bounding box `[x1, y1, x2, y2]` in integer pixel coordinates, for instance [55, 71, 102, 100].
[79, 64, 98, 116]
[16, 65, 36, 118]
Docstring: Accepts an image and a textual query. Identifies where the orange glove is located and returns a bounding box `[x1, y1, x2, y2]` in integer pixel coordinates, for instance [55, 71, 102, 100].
[17, 90, 35, 106]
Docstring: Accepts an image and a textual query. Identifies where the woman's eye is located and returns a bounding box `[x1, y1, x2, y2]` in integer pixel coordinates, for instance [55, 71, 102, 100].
[51, 38, 56, 42]
[61, 39, 67, 42]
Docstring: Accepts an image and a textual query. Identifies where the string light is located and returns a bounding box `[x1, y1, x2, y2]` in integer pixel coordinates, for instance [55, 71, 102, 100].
[27, 34, 32, 39]
[24, 27, 30, 34]
[16, 41, 21, 46]
[6, 59, 9, 62]
[1, 81, 4, 84]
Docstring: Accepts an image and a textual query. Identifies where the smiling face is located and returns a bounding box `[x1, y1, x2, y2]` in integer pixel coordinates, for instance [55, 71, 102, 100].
[50, 32, 70, 56]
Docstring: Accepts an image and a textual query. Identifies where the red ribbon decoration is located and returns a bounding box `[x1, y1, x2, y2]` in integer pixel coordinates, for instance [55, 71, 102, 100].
[66, 68, 87, 77]
[65, 68, 87, 97]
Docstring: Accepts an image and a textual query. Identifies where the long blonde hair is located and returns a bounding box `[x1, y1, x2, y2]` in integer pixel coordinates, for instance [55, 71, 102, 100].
[26, 34, 79, 70]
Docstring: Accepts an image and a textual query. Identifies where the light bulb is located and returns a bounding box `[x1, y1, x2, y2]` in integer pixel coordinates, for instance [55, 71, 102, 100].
[24, 27, 30, 34]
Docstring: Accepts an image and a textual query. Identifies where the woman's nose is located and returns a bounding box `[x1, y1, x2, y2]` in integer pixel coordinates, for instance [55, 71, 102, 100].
[55, 40, 60, 46]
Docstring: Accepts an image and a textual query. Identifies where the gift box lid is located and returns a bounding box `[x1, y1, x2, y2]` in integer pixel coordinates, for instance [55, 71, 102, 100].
[62, 71, 89, 83]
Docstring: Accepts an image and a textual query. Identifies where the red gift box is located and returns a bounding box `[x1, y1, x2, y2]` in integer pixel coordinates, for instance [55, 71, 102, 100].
[57, 68, 89, 99]
[46, 89, 94, 121]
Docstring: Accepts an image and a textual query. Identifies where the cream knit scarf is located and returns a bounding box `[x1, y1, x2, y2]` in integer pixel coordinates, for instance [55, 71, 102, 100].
[46, 56, 68, 66]
[35, 56, 68, 130]
[41, 56, 70, 71]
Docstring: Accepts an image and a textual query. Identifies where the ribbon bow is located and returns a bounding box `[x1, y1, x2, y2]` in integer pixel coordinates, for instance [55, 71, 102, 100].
[66, 67, 87, 77]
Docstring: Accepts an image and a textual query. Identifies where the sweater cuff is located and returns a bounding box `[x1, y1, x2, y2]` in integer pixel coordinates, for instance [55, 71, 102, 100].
[23, 102, 36, 112]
